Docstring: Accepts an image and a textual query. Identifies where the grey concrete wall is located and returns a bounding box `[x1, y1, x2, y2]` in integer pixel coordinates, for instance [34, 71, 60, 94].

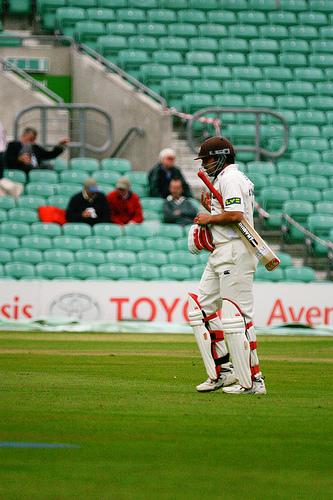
[0, 69, 69, 146]
[71, 48, 172, 170]
[0, 45, 70, 75]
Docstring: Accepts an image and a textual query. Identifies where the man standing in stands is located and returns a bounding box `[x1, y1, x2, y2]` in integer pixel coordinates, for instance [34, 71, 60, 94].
[148, 148, 192, 198]
[66, 178, 109, 226]
[163, 179, 197, 225]
[107, 177, 143, 225]
[4, 127, 68, 174]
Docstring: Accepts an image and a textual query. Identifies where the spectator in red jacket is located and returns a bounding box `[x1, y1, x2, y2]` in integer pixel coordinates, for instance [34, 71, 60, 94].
[107, 177, 143, 225]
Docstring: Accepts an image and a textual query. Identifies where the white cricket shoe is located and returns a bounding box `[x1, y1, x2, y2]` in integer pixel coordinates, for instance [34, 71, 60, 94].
[196, 369, 238, 393]
[222, 377, 267, 395]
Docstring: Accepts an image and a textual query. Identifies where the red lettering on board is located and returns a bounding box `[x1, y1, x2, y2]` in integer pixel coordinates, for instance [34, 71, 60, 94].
[132, 297, 157, 321]
[305, 307, 321, 325]
[159, 298, 180, 322]
[109, 297, 129, 320]
[267, 299, 288, 325]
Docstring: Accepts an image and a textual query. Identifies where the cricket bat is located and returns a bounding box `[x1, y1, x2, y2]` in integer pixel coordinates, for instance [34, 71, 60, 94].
[198, 170, 280, 271]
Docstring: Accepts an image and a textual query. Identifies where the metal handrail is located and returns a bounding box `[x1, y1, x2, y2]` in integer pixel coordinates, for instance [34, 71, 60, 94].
[111, 127, 145, 157]
[14, 104, 113, 155]
[0, 56, 63, 103]
[187, 107, 289, 161]
[77, 43, 167, 107]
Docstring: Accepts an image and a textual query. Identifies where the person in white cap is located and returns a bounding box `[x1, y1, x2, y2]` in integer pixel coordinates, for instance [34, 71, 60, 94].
[148, 147, 192, 198]
[66, 178, 109, 226]
[107, 176, 143, 225]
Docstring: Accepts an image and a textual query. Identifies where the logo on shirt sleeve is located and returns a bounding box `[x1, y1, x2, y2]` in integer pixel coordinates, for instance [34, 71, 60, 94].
[225, 197, 241, 206]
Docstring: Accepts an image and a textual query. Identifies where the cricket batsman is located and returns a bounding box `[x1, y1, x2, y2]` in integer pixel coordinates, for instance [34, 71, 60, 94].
[188, 136, 266, 395]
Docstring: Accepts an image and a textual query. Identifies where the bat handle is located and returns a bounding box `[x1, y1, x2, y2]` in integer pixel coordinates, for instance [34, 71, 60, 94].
[198, 171, 224, 208]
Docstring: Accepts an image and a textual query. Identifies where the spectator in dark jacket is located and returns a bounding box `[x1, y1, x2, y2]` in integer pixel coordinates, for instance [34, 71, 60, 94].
[107, 177, 143, 225]
[4, 127, 68, 174]
[148, 148, 192, 198]
[66, 178, 109, 226]
[163, 179, 197, 225]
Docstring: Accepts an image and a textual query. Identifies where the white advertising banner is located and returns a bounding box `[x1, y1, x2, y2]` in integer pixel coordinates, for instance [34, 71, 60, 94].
[0, 280, 333, 327]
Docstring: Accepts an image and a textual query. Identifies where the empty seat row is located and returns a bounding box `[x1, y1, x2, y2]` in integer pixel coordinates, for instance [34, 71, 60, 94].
[259, 187, 333, 211]
[255, 265, 317, 283]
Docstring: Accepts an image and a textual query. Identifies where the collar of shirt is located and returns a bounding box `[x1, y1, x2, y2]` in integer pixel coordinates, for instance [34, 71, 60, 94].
[167, 195, 185, 205]
[220, 163, 239, 177]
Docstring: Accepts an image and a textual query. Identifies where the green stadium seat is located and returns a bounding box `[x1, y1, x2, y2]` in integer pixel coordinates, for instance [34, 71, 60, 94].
[259, 25, 288, 39]
[198, 23, 227, 39]
[106, 22, 136, 36]
[191, 264, 206, 280]
[290, 125, 320, 138]
[254, 81, 284, 96]
[60, 171, 88, 184]
[53, 158, 68, 172]
[294, 68, 325, 83]
[0, 197, 16, 210]
[189, 0, 218, 10]
[145, 236, 175, 252]
[130, 0, 158, 8]
[148, 9, 177, 24]
[311, 40, 333, 54]
[155, 224, 183, 240]
[299, 138, 329, 152]
[0, 35, 22, 47]
[308, 163, 333, 178]
[128, 35, 158, 53]
[316, 83, 333, 97]
[26, 183, 56, 197]
[91, 170, 120, 185]
[168, 23, 197, 37]
[56, 8, 86, 37]
[44, 249, 75, 265]
[319, 26, 333, 39]
[53, 236, 83, 252]
[277, 161, 307, 177]
[289, 25, 318, 40]
[0, 235, 20, 250]
[75, 21, 105, 49]
[29, 170, 58, 184]
[143, 211, 162, 222]
[67, 262, 97, 279]
[63, 223, 91, 237]
[248, 52, 277, 67]
[115, 236, 145, 252]
[101, 158, 132, 174]
[309, 0, 333, 11]
[296, 110, 325, 126]
[56, 184, 81, 196]
[131, 185, 147, 197]
[160, 264, 191, 281]
[36, 262, 67, 279]
[129, 263, 160, 280]
[299, 175, 329, 190]
[100, 0, 127, 7]
[117, 9, 146, 23]
[70, 157, 99, 172]
[138, 23, 168, 37]
[31, 222, 61, 237]
[4, 169, 26, 183]
[250, 39, 279, 53]
[1, 221, 30, 237]
[125, 171, 147, 186]
[228, 25, 258, 40]
[220, 38, 248, 53]
[97, 263, 129, 280]
[217, 52, 245, 67]
[291, 150, 321, 164]
[153, 50, 183, 65]
[224, 80, 253, 95]
[38, 0, 67, 31]
[291, 188, 321, 204]
[5, 262, 35, 279]
[0, 209, 7, 223]
[137, 250, 168, 266]
[246, 172, 268, 196]
[47, 195, 68, 209]
[192, 80, 221, 95]
[322, 151, 333, 163]
[255, 266, 284, 282]
[213, 94, 244, 107]
[0, 249, 11, 264]
[269, 174, 298, 190]
[123, 223, 156, 239]
[178, 10, 206, 25]
[315, 201, 333, 215]
[68, 0, 96, 6]
[168, 250, 199, 266]
[84, 235, 114, 251]
[247, 162, 276, 176]
[232, 66, 262, 81]
[21, 235, 52, 251]
[263, 66, 292, 81]
[286, 82, 315, 96]
[323, 189, 333, 202]
[8, 0, 31, 14]
[299, 11, 328, 26]
[310, 54, 333, 68]
[159, 36, 188, 53]
[269, 11, 297, 25]
[189, 37, 219, 53]
[171, 65, 200, 80]
[118, 49, 150, 73]
[277, 96, 306, 110]
[75, 249, 105, 265]
[245, 94, 275, 108]
[92, 223, 122, 238]
[259, 187, 290, 211]
[280, 39, 310, 53]
[8, 208, 38, 224]
[238, 10, 267, 25]
[284, 266, 316, 283]
[106, 250, 136, 265]
[279, 53, 307, 68]
[309, 96, 333, 111]
[14, 252, 43, 278]
[187, 51, 215, 66]
[161, 79, 192, 104]
[140, 198, 164, 213]
[280, 0, 307, 10]
[87, 8, 115, 22]
[182, 94, 213, 113]
[276, 252, 293, 269]
[97, 35, 127, 60]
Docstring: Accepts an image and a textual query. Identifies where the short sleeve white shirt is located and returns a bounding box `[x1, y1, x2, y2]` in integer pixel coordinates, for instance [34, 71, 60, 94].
[210, 164, 255, 245]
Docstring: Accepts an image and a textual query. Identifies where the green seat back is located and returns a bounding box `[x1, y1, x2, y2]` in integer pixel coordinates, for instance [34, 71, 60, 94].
[289, 25, 318, 40]
[87, 8, 115, 22]
[31, 222, 61, 237]
[250, 38, 279, 53]
[299, 175, 329, 190]
[75, 249, 105, 265]
[21, 235, 52, 251]
[75, 21, 105, 48]
[0, 197, 16, 210]
[277, 95, 306, 110]
[5, 262, 35, 279]
[56, 8, 86, 36]
[198, 23, 226, 38]
[308, 96, 333, 111]
[137, 250, 168, 266]
[97, 263, 129, 279]
[0, 249, 11, 264]
[259, 25, 288, 39]
[263, 66, 292, 81]
[276, 252, 293, 269]
[155, 224, 183, 239]
[115, 236, 145, 252]
[255, 266, 284, 282]
[247, 162, 276, 176]
[63, 223, 92, 237]
[92, 223, 123, 238]
[124, 223, 157, 238]
[148, 9, 176, 23]
[44, 249, 75, 265]
[283, 200, 314, 220]
[53, 158, 69, 171]
[299, 11, 328, 26]
[281, 39, 310, 53]
[1, 221, 30, 237]
[47, 195, 69, 209]
[189, 37, 218, 53]
[294, 67, 324, 83]
[128, 35, 158, 52]
[117, 8, 146, 23]
[67, 262, 97, 279]
[140, 197, 164, 212]
[277, 161, 307, 177]
[291, 188, 321, 204]
[259, 187, 290, 211]
[159, 36, 188, 52]
[36, 262, 67, 279]
[97, 35, 127, 59]
[284, 266, 316, 283]
[118, 49, 150, 69]
[106, 250, 137, 265]
[0, 234, 20, 250]
[12, 248, 42, 264]
[8, 0, 31, 14]
[249, 52, 277, 67]
[269, 175, 298, 190]
[91, 170, 120, 185]
[232, 66, 262, 81]
[84, 236, 114, 251]
[53, 235, 83, 251]
[160, 264, 191, 281]
[308, 163, 333, 177]
[140, 63, 170, 84]
[26, 183, 56, 197]
[168, 23, 197, 37]
[145, 237, 175, 252]
[70, 157, 99, 172]
[168, 250, 199, 266]
[29, 169, 58, 184]
[307, 214, 333, 238]
[286, 81, 315, 96]
[296, 110, 325, 125]
[106, 22, 136, 36]
[56, 184, 81, 196]
[8, 208, 38, 224]
[223, 80, 253, 95]
[152, 50, 182, 65]
[100, 158, 132, 173]
[4, 169, 26, 183]
[137, 22, 167, 37]
[290, 125, 319, 138]
[291, 150, 321, 164]
[129, 263, 160, 280]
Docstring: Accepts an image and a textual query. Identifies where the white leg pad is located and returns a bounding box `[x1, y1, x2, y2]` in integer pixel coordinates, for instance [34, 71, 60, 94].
[221, 299, 252, 389]
[188, 293, 217, 380]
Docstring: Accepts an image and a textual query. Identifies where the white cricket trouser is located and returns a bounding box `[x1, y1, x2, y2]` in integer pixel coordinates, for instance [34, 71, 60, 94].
[198, 239, 262, 379]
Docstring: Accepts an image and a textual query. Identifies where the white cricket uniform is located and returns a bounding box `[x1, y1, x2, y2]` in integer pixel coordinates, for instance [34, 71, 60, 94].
[198, 164, 257, 323]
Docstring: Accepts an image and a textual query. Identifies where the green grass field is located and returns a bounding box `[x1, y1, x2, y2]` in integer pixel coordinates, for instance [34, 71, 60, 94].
[1, 332, 333, 499]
